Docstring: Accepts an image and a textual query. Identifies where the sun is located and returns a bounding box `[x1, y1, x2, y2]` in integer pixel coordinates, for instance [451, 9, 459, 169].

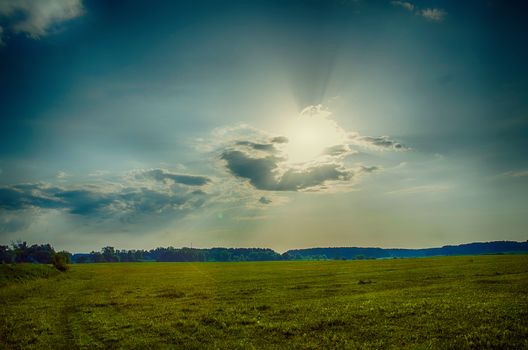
[280, 105, 348, 165]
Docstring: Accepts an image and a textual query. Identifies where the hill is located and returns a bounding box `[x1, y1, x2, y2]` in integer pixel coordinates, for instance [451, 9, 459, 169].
[0, 264, 60, 286]
[284, 240, 528, 260]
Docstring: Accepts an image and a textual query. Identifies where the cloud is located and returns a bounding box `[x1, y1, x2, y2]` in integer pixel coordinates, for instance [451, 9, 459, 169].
[271, 136, 289, 144]
[116, 188, 207, 220]
[360, 165, 380, 173]
[0, 103, 409, 233]
[277, 163, 354, 191]
[0, 184, 78, 212]
[418, 8, 447, 22]
[499, 170, 528, 178]
[221, 148, 367, 192]
[0, 187, 31, 210]
[323, 144, 354, 157]
[56, 171, 70, 179]
[350, 135, 409, 151]
[235, 141, 277, 153]
[390, 1, 447, 23]
[0, 169, 210, 232]
[300, 104, 332, 118]
[0, 0, 83, 43]
[139, 169, 211, 186]
[221, 150, 280, 190]
[391, 1, 414, 12]
[53, 188, 117, 215]
[1, 182, 205, 217]
[212, 105, 407, 193]
[259, 196, 272, 205]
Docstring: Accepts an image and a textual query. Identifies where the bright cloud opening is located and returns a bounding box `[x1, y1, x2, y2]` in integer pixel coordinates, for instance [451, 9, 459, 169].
[281, 105, 348, 165]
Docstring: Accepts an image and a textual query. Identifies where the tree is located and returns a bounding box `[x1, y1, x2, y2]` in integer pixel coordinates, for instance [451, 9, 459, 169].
[12, 241, 29, 263]
[0, 245, 13, 263]
[101, 246, 119, 262]
[27, 244, 55, 263]
[52, 251, 71, 271]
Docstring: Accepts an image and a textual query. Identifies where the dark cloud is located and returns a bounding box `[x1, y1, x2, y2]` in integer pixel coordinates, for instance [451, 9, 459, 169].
[323, 144, 351, 157]
[259, 196, 272, 204]
[221, 150, 280, 190]
[0, 0, 84, 44]
[271, 136, 289, 144]
[0, 184, 101, 213]
[118, 188, 206, 217]
[0, 188, 28, 210]
[360, 166, 380, 173]
[0, 166, 210, 232]
[141, 169, 211, 186]
[277, 164, 353, 191]
[54, 189, 115, 215]
[0, 182, 207, 220]
[235, 141, 277, 152]
[0, 184, 64, 210]
[221, 149, 355, 192]
[354, 136, 408, 151]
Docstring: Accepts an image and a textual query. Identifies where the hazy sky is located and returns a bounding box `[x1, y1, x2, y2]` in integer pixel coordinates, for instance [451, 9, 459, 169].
[0, 0, 527, 252]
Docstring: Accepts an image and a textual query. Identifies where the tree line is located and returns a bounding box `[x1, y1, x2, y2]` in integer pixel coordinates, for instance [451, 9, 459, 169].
[73, 246, 327, 263]
[0, 242, 328, 264]
[5, 240, 522, 265]
[0, 242, 71, 264]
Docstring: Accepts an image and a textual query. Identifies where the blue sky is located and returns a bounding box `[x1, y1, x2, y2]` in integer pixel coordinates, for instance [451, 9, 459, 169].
[0, 0, 527, 252]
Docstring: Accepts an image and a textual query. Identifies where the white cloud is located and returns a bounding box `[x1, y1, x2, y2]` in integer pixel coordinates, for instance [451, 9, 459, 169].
[390, 1, 447, 23]
[418, 8, 447, 22]
[0, 0, 83, 41]
[500, 170, 528, 178]
[212, 105, 404, 194]
[56, 171, 70, 179]
[391, 1, 414, 12]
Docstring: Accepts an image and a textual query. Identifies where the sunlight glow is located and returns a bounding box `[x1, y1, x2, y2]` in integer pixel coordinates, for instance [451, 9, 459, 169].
[281, 105, 348, 164]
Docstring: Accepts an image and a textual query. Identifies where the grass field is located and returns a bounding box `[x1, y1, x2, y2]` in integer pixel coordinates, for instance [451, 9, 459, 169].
[1, 255, 527, 349]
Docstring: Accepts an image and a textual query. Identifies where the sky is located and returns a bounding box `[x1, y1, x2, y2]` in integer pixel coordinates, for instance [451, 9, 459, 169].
[0, 0, 527, 253]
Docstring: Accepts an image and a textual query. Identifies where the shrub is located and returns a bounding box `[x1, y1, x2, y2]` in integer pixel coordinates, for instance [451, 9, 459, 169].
[52, 251, 70, 272]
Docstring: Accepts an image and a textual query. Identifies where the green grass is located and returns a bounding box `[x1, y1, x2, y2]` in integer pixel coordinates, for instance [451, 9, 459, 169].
[0, 264, 60, 287]
[1, 255, 527, 349]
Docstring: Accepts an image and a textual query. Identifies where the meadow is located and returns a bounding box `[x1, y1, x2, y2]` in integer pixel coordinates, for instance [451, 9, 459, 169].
[1, 255, 527, 349]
